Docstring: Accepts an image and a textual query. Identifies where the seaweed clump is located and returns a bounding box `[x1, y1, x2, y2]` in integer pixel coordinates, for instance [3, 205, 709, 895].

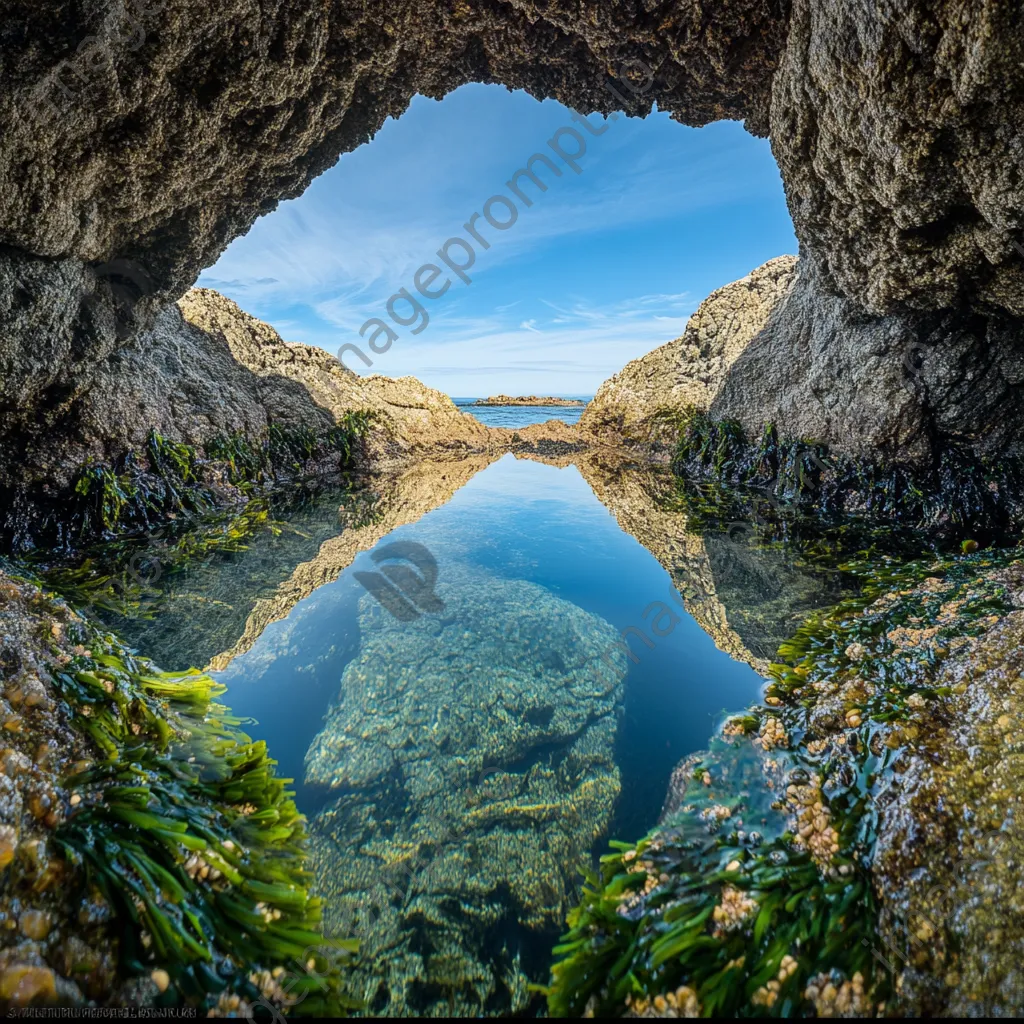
[666, 408, 1024, 539]
[0, 569, 355, 1013]
[544, 546, 1021, 1018]
[14, 413, 374, 553]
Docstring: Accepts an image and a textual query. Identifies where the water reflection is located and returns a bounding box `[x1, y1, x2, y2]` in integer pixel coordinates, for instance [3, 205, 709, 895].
[38, 450, 902, 1016]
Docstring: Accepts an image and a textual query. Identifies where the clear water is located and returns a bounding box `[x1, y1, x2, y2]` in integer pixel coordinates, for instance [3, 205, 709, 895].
[199, 456, 767, 1012]
[78, 454, 857, 1015]
[452, 397, 590, 428]
[211, 457, 762, 832]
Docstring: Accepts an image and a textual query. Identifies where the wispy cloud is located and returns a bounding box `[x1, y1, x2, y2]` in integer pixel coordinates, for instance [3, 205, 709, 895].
[196, 81, 794, 395]
[277, 289, 698, 395]
[199, 87, 775, 318]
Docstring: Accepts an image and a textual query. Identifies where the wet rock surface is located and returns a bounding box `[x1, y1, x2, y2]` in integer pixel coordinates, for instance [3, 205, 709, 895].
[305, 564, 627, 1016]
[873, 561, 1024, 1016]
[548, 536, 1024, 1017]
[0, 573, 122, 1006]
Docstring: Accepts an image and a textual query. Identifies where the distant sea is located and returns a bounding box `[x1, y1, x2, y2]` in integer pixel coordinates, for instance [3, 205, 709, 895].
[452, 397, 593, 429]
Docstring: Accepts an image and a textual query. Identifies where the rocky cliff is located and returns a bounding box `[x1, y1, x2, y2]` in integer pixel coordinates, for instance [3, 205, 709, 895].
[2, 1, 1024, 523]
[580, 256, 798, 445]
[0, 284, 502, 548]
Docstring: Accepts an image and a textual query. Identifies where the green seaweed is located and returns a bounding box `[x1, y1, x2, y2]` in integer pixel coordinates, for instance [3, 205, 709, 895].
[669, 407, 1024, 537]
[31, 498, 283, 620]
[545, 546, 1021, 1018]
[27, 589, 359, 1014]
[59, 414, 374, 549]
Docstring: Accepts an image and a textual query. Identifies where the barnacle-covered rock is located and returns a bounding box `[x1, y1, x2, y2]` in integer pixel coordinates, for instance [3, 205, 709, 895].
[547, 540, 1024, 1018]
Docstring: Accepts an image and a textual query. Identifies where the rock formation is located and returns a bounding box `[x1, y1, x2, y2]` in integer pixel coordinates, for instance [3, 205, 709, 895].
[471, 396, 585, 407]
[304, 564, 626, 1015]
[2, 0, 1023, 510]
[580, 256, 798, 445]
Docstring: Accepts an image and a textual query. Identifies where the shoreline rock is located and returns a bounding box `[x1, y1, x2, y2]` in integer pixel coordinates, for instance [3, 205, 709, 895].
[0, 290, 593, 552]
[468, 395, 586, 407]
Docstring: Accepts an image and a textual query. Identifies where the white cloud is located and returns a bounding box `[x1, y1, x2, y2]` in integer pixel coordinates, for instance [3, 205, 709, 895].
[278, 289, 698, 395]
[199, 88, 774, 319]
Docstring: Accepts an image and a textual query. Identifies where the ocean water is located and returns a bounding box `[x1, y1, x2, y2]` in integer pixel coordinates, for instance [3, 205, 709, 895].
[81, 454, 854, 1015]
[453, 396, 591, 428]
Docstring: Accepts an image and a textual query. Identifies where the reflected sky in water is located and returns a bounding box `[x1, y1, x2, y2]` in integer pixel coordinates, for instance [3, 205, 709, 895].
[212, 455, 764, 839]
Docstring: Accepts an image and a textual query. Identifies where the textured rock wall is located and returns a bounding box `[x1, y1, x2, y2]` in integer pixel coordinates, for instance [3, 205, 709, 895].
[771, 0, 1024, 317]
[712, 254, 1024, 463]
[586, 249, 1024, 465]
[2, 0, 1024, 484]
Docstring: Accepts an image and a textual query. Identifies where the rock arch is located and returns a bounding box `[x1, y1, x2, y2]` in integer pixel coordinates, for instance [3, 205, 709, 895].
[1, 0, 1023, 494]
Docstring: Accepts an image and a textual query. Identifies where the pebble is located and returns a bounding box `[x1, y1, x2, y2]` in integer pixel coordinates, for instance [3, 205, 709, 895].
[19, 909, 51, 940]
[0, 965, 56, 1004]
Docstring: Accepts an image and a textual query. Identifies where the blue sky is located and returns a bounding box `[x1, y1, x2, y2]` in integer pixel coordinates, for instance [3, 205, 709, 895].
[199, 84, 797, 397]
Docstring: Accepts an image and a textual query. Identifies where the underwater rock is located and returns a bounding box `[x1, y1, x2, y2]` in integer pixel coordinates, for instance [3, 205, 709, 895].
[305, 564, 627, 1016]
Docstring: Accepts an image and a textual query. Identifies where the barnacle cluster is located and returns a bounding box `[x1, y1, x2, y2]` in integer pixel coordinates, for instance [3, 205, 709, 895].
[751, 953, 799, 1008]
[756, 715, 787, 750]
[803, 970, 870, 1017]
[711, 885, 757, 934]
[786, 775, 839, 870]
[626, 984, 700, 1017]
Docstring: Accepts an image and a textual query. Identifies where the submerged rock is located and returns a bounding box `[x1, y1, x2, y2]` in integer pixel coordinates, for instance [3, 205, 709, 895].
[305, 565, 627, 1016]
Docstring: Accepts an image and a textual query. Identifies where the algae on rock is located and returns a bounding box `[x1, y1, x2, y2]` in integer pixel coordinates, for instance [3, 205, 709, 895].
[0, 568, 353, 1013]
[545, 541, 1024, 1018]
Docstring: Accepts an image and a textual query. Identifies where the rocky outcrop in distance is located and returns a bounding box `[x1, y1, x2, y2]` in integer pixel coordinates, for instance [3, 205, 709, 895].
[580, 256, 798, 446]
[470, 395, 585, 407]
